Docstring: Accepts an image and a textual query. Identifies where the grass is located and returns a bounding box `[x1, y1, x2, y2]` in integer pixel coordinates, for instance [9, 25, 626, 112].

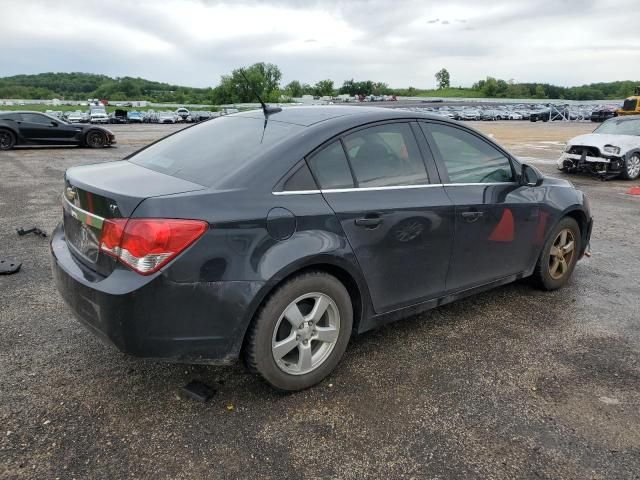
[415, 88, 487, 98]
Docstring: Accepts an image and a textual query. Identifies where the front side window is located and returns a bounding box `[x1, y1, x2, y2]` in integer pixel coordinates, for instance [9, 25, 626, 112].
[425, 123, 514, 184]
[342, 123, 428, 187]
[306, 141, 354, 189]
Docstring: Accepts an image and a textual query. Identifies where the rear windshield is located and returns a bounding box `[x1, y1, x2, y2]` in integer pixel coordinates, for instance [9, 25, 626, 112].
[129, 116, 304, 187]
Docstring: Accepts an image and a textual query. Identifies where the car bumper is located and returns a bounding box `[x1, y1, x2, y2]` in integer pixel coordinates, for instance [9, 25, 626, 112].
[50, 223, 263, 364]
[557, 153, 625, 172]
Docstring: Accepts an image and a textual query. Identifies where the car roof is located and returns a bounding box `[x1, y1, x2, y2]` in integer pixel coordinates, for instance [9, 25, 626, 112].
[234, 105, 441, 127]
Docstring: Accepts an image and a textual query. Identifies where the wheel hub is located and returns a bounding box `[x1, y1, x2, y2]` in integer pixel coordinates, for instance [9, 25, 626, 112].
[548, 228, 575, 280]
[271, 292, 340, 376]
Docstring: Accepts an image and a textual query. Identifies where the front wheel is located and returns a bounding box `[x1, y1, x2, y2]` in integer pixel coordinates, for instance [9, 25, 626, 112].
[621, 153, 640, 180]
[531, 217, 581, 291]
[0, 129, 15, 150]
[244, 272, 353, 391]
[86, 130, 107, 148]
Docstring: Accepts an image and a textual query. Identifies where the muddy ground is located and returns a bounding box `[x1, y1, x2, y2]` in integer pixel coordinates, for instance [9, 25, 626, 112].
[1, 121, 639, 479]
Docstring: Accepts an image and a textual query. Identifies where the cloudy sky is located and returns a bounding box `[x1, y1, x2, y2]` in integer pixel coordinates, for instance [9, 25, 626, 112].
[1, 0, 639, 88]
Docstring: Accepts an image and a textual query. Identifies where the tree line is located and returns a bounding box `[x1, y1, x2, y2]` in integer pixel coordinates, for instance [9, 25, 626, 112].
[0, 66, 637, 103]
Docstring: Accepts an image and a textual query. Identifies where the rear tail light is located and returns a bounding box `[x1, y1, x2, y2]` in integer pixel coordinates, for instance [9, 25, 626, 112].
[100, 218, 208, 275]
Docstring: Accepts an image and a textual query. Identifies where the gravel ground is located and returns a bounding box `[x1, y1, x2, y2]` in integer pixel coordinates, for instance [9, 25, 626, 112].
[1, 121, 639, 480]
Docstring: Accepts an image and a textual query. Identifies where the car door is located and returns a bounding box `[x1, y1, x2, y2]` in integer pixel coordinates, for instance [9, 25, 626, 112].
[420, 121, 541, 292]
[307, 121, 455, 313]
[16, 113, 55, 142]
[17, 113, 73, 143]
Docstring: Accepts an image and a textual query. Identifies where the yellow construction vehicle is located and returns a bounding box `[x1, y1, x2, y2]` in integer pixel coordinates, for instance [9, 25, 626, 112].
[616, 86, 640, 116]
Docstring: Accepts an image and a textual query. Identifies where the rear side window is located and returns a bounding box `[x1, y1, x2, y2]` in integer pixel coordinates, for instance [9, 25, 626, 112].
[282, 162, 318, 191]
[130, 116, 304, 187]
[21, 113, 52, 124]
[307, 141, 354, 189]
[425, 123, 514, 183]
[342, 123, 428, 187]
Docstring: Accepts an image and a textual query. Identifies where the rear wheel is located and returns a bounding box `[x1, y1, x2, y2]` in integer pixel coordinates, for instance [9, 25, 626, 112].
[86, 130, 107, 148]
[0, 129, 15, 150]
[531, 217, 581, 290]
[621, 153, 640, 180]
[244, 272, 353, 391]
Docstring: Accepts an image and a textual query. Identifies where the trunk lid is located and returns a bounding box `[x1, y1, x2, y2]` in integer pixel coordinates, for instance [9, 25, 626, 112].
[63, 160, 205, 275]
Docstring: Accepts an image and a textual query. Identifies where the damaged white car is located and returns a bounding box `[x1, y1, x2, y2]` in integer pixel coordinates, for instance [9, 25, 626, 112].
[558, 116, 640, 180]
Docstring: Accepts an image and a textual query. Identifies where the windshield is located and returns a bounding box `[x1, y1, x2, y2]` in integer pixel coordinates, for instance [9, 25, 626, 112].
[129, 116, 304, 187]
[595, 118, 640, 136]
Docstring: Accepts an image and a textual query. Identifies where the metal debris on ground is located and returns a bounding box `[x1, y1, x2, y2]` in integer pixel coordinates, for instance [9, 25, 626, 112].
[0, 259, 22, 275]
[180, 380, 216, 402]
[16, 227, 48, 238]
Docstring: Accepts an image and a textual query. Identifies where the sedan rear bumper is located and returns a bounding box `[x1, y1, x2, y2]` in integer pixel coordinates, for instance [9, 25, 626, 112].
[50, 223, 263, 364]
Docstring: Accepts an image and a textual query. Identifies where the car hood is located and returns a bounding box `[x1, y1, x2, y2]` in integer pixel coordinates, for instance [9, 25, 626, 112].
[541, 175, 573, 188]
[567, 133, 640, 153]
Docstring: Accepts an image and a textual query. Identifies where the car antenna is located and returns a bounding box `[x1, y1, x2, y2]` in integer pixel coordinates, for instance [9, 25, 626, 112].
[239, 69, 282, 117]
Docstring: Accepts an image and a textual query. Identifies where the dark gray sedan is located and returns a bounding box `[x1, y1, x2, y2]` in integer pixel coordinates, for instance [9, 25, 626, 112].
[51, 106, 592, 391]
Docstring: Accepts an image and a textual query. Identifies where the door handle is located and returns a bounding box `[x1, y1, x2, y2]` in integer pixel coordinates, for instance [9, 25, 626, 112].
[460, 211, 484, 222]
[355, 216, 382, 228]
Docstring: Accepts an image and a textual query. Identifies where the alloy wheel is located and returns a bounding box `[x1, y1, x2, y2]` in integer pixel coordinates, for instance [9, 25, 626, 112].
[0, 131, 12, 149]
[627, 154, 640, 179]
[548, 228, 575, 280]
[271, 292, 340, 375]
[87, 132, 105, 148]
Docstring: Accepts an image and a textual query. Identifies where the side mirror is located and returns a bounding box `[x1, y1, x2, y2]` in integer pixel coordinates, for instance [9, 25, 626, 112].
[521, 163, 543, 187]
[51, 121, 58, 127]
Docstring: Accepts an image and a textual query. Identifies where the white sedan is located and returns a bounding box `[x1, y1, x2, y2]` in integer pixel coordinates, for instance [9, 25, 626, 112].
[558, 116, 640, 180]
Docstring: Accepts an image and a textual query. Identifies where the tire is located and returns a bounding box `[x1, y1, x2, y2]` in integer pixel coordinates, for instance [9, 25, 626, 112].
[0, 129, 16, 150]
[620, 153, 640, 180]
[531, 217, 581, 291]
[244, 271, 353, 391]
[86, 130, 107, 148]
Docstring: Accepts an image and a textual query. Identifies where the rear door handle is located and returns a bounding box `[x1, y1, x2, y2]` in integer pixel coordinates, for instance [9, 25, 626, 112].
[460, 211, 484, 222]
[355, 216, 382, 228]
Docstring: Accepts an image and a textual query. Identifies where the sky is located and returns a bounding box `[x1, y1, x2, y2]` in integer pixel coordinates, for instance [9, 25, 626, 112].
[1, 0, 639, 89]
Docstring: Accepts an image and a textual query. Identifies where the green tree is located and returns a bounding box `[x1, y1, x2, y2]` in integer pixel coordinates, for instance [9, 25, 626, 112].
[534, 85, 547, 99]
[215, 62, 283, 104]
[283, 80, 303, 98]
[435, 68, 450, 89]
[314, 79, 334, 97]
[372, 82, 391, 95]
[339, 79, 360, 96]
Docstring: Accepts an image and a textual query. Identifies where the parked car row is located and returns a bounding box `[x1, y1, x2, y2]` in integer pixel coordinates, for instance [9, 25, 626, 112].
[336, 95, 398, 102]
[396, 103, 616, 122]
[2, 107, 231, 126]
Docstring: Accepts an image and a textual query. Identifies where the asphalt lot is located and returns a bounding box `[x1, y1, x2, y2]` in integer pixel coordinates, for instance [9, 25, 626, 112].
[1, 122, 639, 480]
